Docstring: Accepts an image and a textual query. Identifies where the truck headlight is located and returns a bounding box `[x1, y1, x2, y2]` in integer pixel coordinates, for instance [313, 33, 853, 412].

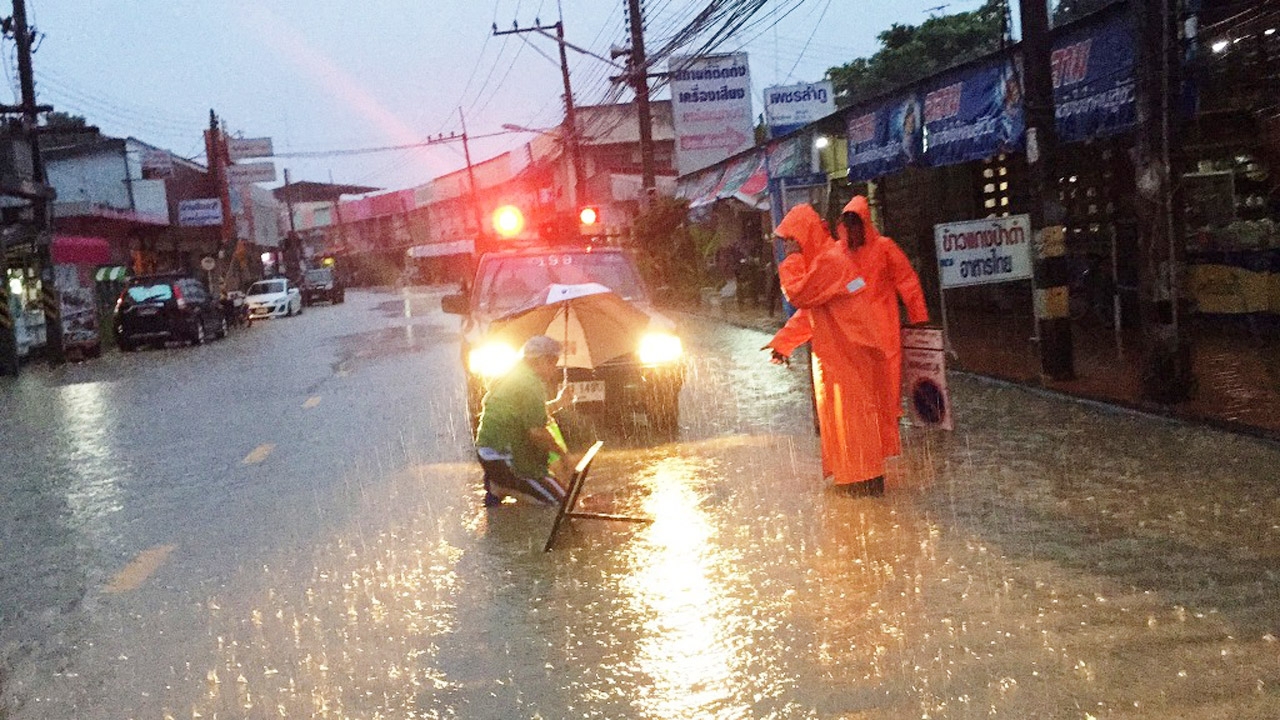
[638, 332, 683, 365]
[468, 342, 520, 378]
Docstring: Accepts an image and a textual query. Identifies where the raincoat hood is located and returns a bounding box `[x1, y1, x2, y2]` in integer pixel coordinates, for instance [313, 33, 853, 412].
[773, 203, 831, 261]
[840, 195, 881, 245]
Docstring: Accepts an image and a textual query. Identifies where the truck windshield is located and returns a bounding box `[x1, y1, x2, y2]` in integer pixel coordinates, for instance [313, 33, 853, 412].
[476, 253, 646, 315]
[304, 269, 332, 283]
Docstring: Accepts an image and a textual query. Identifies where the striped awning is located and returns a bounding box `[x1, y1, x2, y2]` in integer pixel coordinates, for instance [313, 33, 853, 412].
[94, 266, 129, 282]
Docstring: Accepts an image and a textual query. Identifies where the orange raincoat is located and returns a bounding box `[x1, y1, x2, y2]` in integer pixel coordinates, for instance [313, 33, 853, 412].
[767, 199, 928, 484]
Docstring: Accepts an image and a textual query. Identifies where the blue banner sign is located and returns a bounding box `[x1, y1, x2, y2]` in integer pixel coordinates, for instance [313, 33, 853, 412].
[921, 56, 1024, 166]
[1052, 10, 1136, 143]
[846, 94, 921, 182]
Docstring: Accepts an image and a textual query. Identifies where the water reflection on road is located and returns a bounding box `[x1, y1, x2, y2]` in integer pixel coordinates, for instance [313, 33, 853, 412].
[4, 292, 1280, 719]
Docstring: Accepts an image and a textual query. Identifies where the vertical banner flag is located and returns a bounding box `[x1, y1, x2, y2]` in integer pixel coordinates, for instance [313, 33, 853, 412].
[845, 93, 921, 182]
[921, 56, 1024, 166]
[1052, 9, 1136, 143]
[763, 81, 834, 138]
[902, 327, 953, 431]
[669, 53, 755, 175]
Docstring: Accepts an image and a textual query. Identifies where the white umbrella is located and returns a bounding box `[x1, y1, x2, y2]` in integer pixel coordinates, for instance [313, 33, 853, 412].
[492, 283, 654, 369]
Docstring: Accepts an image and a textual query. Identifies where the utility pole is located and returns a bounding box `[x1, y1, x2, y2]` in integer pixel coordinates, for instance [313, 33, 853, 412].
[283, 168, 299, 276]
[493, 20, 584, 207]
[1130, 0, 1192, 402]
[13, 0, 61, 364]
[458, 108, 488, 255]
[626, 0, 657, 207]
[206, 110, 236, 289]
[1018, 0, 1074, 381]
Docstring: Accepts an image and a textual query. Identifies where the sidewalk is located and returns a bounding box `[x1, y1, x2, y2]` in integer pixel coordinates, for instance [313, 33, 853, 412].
[678, 295, 1280, 442]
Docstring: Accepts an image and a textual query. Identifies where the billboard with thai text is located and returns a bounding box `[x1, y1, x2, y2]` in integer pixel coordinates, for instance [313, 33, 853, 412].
[669, 53, 755, 175]
[1052, 9, 1136, 143]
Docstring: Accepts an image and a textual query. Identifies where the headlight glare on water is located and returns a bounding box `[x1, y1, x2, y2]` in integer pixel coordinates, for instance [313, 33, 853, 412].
[638, 332, 683, 365]
[468, 342, 520, 378]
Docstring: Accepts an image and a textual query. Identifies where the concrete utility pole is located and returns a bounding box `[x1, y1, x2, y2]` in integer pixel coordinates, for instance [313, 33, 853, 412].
[493, 20, 585, 207]
[206, 110, 236, 289]
[1018, 0, 1074, 381]
[13, 0, 62, 364]
[626, 0, 657, 206]
[1130, 0, 1193, 402]
[458, 108, 486, 249]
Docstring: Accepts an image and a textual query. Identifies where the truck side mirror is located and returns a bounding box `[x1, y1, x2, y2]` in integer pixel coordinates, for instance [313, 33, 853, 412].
[441, 293, 469, 315]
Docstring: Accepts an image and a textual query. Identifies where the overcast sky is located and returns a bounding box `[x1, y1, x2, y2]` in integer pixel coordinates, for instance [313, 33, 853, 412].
[28, 0, 988, 194]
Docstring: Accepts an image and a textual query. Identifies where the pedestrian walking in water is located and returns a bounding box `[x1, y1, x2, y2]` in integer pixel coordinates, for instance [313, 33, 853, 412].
[765, 198, 928, 496]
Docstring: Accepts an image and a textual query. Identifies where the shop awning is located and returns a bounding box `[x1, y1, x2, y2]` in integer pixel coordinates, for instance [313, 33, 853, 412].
[94, 266, 129, 281]
[710, 151, 770, 211]
[678, 165, 726, 208]
[52, 235, 111, 265]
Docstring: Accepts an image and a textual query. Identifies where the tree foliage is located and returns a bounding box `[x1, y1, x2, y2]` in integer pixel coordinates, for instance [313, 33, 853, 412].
[630, 195, 711, 303]
[44, 111, 89, 129]
[1051, 0, 1115, 26]
[825, 0, 1007, 107]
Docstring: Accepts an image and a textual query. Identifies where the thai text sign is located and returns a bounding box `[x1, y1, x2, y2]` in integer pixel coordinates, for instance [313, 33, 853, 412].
[178, 198, 223, 227]
[922, 56, 1023, 167]
[764, 81, 833, 137]
[934, 214, 1032, 288]
[225, 161, 277, 185]
[227, 137, 274, 162]
[846, 93, 920, 182]
[669, 53, 755, 175]
[1052, 9, 1135, 143]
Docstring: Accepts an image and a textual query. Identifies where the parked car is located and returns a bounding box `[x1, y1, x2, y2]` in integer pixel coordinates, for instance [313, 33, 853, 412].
[114, 274, 228, 351]
[245, 278, 303, 319]
[442, 243, 686, 434]
[301, 267, 344, 305]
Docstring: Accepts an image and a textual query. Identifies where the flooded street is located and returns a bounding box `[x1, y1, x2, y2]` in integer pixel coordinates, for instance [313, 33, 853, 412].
[3, 287, 1280, 719]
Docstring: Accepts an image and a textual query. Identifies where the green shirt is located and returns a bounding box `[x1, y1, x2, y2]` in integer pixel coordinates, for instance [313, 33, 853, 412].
[475, 360, 550, 479]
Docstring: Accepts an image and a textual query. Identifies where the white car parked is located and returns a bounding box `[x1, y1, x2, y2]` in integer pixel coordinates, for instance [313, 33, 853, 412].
[245, 278, 303, 320]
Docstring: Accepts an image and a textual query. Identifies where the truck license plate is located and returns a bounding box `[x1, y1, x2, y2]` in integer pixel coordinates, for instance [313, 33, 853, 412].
[570, 380, 605, 403]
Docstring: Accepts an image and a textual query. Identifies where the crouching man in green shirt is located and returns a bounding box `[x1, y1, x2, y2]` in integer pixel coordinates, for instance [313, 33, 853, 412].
[475, 335, 576, 507]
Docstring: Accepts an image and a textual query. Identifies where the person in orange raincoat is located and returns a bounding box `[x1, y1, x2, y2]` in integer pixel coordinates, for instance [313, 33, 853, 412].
[765, 197, 928, 495]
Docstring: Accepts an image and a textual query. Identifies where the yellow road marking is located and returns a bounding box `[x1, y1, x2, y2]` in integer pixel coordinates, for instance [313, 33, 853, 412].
[303, 396, 322, 409]
[242, 443, 275, 465]
[104, 544, 176, 594]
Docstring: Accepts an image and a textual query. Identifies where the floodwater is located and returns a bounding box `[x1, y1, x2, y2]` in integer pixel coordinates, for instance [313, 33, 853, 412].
[2, 288, 1279, 719]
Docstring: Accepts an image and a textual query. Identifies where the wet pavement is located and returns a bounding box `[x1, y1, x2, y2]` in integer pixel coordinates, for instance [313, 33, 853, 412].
[2, 287, 1280, 719]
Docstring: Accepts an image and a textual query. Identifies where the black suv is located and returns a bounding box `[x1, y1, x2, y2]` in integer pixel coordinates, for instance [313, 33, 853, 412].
[441, 245, 686, 434]
[114, 274, 227, 351]
[301, 267, 344, 305]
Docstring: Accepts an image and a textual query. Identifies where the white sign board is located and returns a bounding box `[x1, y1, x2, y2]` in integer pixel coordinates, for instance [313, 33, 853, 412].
[669, 52, 755, 175]
[226, 162, 277, 185]
[178, 198, 224, 227]
[141, 149, 173, 178]
[902, 327, 953, 431]
[934, 213, 1033, 289]
[200, 256, 217, 271]
[227, 137, 274, 162]
[763, 81, 834, 136]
